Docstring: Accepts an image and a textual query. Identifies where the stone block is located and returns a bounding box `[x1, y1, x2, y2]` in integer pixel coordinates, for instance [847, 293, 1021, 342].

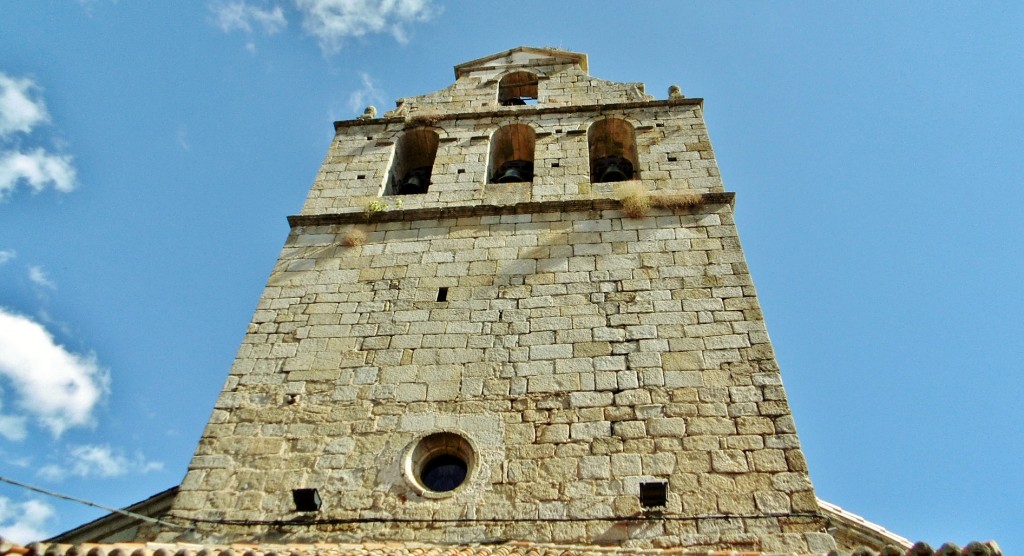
[538, 424, 570, 443]
[569, 391, 613, 408]
[574, 341, 612, 357]
[646, 417, 686, 437]
[570, 421, 611, 440]
[662, 351, 703, 371]
[711, 450, 749, 473]
[612, 420, 646, 439]
[754, 490, 791, 514]
[751, 449, 788, 472]
[579, 455, 611, 479]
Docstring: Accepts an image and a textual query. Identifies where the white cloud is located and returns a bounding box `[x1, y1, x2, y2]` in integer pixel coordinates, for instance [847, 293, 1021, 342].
[0, 249, 15, 266]
[0, 148, 77, 199]
[347, 72, 384, 115]
[0, 73, 79, 201]
[27, 265, 56, 290]
[37, 444, 164, 482]
[0, 397, 28, 441]
[212, 1, 287, 34]
[296, 0, 436, 53]
[208, 0, 436, 55]
[0, 496, 54, 544]
[0, 73, 50, 138]
[0, 307, 109, 438]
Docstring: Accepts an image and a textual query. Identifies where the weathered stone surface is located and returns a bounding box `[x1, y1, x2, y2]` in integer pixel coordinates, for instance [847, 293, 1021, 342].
[163, 47, 826, 555]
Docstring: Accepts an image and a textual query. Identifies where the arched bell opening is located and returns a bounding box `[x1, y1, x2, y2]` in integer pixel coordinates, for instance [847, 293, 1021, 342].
[588, 118, 639, 183]
[386, 128, 439, 196]
[487, 124, 535, 184]
[498, 71, 539, 106]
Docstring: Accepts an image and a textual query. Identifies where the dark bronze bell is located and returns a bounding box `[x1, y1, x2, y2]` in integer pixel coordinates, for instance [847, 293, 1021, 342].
[593, 156, 634, 183]
[492, 160, 534, 183]
[399, 166, 432, 195]
[500, 97, 527, 106]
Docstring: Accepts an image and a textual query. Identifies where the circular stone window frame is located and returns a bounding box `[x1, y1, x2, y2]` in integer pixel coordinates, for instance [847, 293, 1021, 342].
[402, 431, 477, 499]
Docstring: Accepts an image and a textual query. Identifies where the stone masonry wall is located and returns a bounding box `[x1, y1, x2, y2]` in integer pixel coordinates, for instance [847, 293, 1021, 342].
[161, 49, 833, 553]
[166, 201, 829, 552]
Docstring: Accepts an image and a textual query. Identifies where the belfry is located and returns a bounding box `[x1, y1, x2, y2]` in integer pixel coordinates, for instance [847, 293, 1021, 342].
[42, 47, 992, 556]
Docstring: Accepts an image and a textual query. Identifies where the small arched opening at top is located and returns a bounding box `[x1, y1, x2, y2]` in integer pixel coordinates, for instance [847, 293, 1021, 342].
[488, 124, 535, 184]
[588, 118, 639, 183]
[385, 128, 439, 196]
[498, 71, 539, 106]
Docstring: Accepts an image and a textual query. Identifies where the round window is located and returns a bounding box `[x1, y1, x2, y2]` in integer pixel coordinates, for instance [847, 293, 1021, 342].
[421, 453, 467, 492]
[405, 432, 475, 497]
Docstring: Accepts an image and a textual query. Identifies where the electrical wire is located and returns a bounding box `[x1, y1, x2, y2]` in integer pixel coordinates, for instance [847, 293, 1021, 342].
[0, 475, 824, 533]
[0, 476, 192, 532]
[168, 512, 824, 528]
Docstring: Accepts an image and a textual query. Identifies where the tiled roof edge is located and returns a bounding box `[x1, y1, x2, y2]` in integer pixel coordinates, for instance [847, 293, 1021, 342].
[816, 498, 913, 549]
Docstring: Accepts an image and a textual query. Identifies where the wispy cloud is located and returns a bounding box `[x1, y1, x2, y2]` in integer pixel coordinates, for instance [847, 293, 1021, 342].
[212, 0, 287, 34]
[0, 307, 109, 438]
[27, 265, 56, 290]
[0, 249, 15, 266]
[208, 0, 436, 55]
[37, 444, 164, 482]
[0, 74, 50, 137]
[177, 125, 190, 151]
[0, 72, 78, 201]
[0, 496, 54, 544]
[347, 72, 384, 115]
[296, 0, 435, 53]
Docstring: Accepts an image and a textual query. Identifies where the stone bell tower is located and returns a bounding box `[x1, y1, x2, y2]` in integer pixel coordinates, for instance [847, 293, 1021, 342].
[162, 47, 835, 553]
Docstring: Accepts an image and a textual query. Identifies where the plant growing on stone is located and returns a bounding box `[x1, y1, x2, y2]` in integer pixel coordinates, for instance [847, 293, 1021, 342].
[341, 226, 366, 247]
[650, 192, 704, 210]
[615, 182, 650, 218]
[365, 199, 388, 217]
[405, 110, 444, 128]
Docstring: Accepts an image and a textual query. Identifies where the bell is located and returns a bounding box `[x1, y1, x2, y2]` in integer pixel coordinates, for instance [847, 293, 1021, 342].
[493, 160, 534, 183]
[399, 166, 432, 195]
[400, 175, 426, 194]
[496, 167, 524, 183]
[594, 156, 634, 183]
[501, 97, 527, 106]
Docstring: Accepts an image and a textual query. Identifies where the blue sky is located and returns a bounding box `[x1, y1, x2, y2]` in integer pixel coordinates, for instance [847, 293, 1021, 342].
[0, 1, 1021, 552]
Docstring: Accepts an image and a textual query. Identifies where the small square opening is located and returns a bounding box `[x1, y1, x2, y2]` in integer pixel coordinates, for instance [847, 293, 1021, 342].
[551, 162, 560, 168]
[366, 136, 373, 140]
[436, 287, 449, 302]
[667, 156, 677, 162]
[357, 174, 366, 179]
[457, 168, 465, 174]
[292, 488, 322, 512]
[639, 481, 667, 508]
[655, 123, 665, 128]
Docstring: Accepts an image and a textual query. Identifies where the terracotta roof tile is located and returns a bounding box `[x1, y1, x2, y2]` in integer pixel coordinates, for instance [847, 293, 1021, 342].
[0, 538, 1004, 556]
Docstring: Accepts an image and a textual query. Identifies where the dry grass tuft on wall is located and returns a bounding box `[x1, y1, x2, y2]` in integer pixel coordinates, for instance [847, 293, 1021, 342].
[650, 192, 704, 210]
[615, 182, 650, 218]
[341, 226, 367, 247]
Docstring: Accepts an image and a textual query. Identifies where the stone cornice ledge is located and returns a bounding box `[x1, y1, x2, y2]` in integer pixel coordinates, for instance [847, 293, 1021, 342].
[287, 191, 736, 228]
[335, 97, 704, 131]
